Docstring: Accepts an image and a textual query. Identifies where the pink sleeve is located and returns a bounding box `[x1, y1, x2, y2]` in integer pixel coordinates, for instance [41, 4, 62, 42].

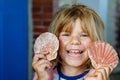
[33, 73, 38, 80]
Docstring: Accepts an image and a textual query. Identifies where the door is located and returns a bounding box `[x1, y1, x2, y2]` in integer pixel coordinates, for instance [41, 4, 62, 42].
[0, 0, 28, 80]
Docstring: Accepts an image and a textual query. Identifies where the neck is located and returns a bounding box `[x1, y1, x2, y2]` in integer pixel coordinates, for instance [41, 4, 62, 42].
[60, 64, 89, 76]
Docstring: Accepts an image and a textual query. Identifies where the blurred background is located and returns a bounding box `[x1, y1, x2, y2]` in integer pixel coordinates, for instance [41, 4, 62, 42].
[0, 0, 120, 80]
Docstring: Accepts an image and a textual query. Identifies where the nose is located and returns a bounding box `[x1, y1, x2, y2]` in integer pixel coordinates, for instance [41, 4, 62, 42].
[70, 36, 81, 45]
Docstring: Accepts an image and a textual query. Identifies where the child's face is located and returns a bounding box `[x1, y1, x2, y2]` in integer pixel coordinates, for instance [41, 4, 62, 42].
[58, 19, 92, 67]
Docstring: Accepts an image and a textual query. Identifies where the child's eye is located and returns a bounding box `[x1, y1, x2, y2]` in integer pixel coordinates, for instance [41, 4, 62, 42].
[62, 33, 70, 36]
[80, 33, 88, 37]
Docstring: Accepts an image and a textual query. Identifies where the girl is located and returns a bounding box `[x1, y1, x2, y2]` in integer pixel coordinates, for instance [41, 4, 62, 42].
[32, 4, 112, 80]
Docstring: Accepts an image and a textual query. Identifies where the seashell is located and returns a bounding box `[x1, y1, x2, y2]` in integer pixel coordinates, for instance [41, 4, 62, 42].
[87, 41, 119, 69]
[34, 32, 59, 61]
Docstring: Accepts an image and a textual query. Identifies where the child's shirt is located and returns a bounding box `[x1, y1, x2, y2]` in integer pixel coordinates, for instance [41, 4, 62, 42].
[33, 66, 89, 80]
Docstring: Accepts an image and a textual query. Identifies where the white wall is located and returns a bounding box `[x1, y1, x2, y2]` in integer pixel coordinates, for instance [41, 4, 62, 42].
[58, 0, 77, 7]
[107, 0, 117, 46]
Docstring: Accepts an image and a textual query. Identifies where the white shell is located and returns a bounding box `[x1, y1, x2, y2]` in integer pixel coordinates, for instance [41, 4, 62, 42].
[88, 41, 119, 69]
[34, 32, 59, 61]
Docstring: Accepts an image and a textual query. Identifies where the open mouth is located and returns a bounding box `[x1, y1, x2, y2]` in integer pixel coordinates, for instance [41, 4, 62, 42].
[67, 50, 83, 53]
[67, 49, 84, 57]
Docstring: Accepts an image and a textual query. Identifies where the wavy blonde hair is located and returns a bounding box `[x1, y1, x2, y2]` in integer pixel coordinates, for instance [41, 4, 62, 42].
[48, 4, 105, 66]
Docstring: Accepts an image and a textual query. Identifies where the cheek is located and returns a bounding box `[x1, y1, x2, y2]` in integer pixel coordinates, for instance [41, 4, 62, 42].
[82, 40, 92, 49]
[59, 40, 64, 51]
[58, 38, 65, 53]
[58, 37, 69, 52]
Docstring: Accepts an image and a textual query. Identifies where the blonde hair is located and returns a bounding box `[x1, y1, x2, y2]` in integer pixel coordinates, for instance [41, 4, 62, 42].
[49, 4, 104, 41]
[49, 4, 105, 66]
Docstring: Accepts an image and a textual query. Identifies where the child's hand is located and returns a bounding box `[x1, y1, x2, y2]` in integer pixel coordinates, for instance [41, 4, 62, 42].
[85, 66, 113, 80]
[32, 53, 52, 80]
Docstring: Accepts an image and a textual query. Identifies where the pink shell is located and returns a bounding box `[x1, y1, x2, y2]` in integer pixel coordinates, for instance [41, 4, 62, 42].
[34, 32, 59, 61]
[87, 41, 119, 69]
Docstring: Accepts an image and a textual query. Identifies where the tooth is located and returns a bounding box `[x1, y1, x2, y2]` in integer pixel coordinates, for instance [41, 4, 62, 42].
[69, 50, 80, 53]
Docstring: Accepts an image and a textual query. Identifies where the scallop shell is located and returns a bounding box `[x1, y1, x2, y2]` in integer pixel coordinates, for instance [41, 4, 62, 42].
[34, 32, 59, 61]
[87, 41, 119, 69]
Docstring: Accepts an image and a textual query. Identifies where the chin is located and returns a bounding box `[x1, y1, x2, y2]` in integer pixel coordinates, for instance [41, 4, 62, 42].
[67, 61, 84, 67]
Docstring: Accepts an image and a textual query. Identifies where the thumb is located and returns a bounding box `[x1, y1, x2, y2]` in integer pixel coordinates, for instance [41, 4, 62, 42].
[85, 69, 97, 80]
[85, 76, 96, 80]
[86, 69, 96, 77]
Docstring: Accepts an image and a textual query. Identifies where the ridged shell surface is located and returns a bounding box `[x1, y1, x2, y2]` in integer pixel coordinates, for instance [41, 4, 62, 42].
[88, 41, 119, 69]
[34, 32, 59, 61]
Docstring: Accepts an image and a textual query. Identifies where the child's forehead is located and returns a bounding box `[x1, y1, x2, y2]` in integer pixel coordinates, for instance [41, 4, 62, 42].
[60, 20, 87, 33]
[61, 23, 72, 32]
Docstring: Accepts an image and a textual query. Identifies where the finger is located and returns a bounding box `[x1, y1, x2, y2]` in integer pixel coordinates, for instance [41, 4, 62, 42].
[103, 66, 111, 78]
[34, 53, 46, 59]
[95, 70, 104, 80]
[40, 61, 52, 71]
[37, 59, 52, 67]
[98, 68, 107, 80]
[109, 65, 114, 73]
[41, 50, 50, 55]
[95, 69, 104, 80]
[85, 76, 97, 80]
[33, 59, 52, 70]
[86, 69, 96, 77]
[85, 69, 97, 80]
[98, 65, 113, 80]
[32, 54, 46, 65]
[102, 66, 113, 80]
